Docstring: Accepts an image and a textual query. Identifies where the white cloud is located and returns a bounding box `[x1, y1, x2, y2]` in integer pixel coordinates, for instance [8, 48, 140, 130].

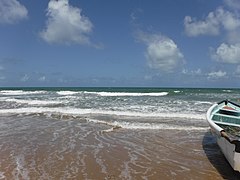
[211, 43, 240, 63]
[130, 9, 141, 21]
[226, 30, 240, 44]
[217, 8, 240, 31]
[39, 76, 46, 82]
[184, 14, 219, 37]
[182, 68, 202, 75]
[138, 32, 184, 73]
[207, 70, 227, 79]
[224, 0, 240, 10]
[20, 74, 29, 82]
[0, 0, 28, 24]
[187, 6, 240, 64]
[40, 0, 93, 45]
[184, 7, 240, 37]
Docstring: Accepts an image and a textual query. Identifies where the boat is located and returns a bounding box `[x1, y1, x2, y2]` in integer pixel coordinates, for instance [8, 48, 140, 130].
[206, 100, 240, 172]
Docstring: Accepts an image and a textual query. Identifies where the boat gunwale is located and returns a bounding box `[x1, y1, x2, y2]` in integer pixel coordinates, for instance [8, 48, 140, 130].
[207, 100, 240, 172]
[207, 100, 240, 152]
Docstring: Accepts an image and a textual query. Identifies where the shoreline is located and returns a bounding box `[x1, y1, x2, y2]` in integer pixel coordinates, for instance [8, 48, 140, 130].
[0, 115, 239, 179]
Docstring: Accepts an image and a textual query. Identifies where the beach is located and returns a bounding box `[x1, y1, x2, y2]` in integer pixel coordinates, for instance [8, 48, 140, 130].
[0, 88, 240, 179]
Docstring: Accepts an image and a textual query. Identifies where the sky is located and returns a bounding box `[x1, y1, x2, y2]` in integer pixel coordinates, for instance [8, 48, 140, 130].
[1, 0, 240, 87]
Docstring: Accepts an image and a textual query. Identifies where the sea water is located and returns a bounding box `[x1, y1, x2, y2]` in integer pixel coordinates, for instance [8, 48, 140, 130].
[0, 87, 239, 179]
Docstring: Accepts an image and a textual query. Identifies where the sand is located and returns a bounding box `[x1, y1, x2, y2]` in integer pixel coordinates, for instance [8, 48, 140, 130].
[0, 115, 239, 179]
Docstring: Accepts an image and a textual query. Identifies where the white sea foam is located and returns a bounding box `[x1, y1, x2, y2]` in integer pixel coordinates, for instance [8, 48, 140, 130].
[194, 101, 212, 105]
[115, 122, 208, 130]
[57, 91, 79, 95]
[0, 107, 205, 119]
[58, 95, 79, 99]
[0, 107, 204, 120]
[0, 90, 46, 95]
[87, 118, 208, 131]
[5, 98, 62, 105]
[0, 172, 5, 179]
[223, 90, 232, 92]
[84, 91, 168, 97]
[87, 118, 110, 125]
[13, 154, 29, 180]
[101, 128, 115, 133]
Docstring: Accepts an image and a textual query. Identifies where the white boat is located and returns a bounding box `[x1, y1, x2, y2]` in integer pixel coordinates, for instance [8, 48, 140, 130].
[206, 100, 240, 172]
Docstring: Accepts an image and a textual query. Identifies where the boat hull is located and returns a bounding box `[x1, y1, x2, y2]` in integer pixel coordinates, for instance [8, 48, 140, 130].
[210, 128, 240, 171]
[207, 101, 240, 172]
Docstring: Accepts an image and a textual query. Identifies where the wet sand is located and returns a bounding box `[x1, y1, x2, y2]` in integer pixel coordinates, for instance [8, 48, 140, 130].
[0, 116, 240, 179]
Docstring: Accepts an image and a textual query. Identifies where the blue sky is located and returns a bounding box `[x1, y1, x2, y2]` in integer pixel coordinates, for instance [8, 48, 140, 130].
[1, 0, 240, 87]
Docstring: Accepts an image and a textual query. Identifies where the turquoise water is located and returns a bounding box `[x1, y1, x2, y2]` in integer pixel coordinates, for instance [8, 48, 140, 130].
[0, 87, 240, 130]
[0, 87, 240, 119]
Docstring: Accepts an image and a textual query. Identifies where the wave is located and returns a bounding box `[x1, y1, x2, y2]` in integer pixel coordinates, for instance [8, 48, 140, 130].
[84, 91, 169, 97]
[4, 98, 62, 106]
[222, 89, 232, 92]
[0, 90, 169, 97]
[194, 101, 212, 105]
[174, 91, 181, 93]
[0, 90, 46, 95]
[87, 118, 208, 131]
[56, 91, 79, 95]
[0, 107, 205, 120]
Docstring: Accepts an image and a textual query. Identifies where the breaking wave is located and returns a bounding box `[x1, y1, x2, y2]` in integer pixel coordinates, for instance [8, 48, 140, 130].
[56, 91, 79, 95]
[4, 98, 62, 106]
[83, 91, 169, 97]
[0, 107, 205, 120]
[87, 118, 208, 132]
[0, 90, 46, 95]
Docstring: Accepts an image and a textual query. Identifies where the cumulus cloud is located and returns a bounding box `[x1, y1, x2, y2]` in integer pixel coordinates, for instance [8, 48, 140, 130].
[224, 0, 240, 10]
[219, 9, 240, 31]
[0, 0, 28, 24]
[207, 70, 227, 79]
[186, 5, 240, 64]
[137, 32, 184, 73]
[184, 7, 240, 37]
[211, 43, 240, 63]
[184, 14, 219, 37]
[40, 0, 93, 45]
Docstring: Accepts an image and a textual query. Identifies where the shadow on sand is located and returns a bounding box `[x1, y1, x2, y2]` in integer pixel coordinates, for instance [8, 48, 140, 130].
[203, 131, 240, 179]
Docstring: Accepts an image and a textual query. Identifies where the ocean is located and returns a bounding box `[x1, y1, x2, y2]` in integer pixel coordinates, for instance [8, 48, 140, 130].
[0, 87, 240, 179]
